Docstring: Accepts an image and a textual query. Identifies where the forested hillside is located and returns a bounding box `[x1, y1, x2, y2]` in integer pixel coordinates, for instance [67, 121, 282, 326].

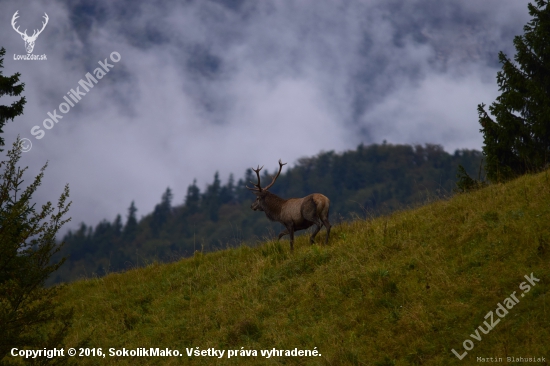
[52, 143, 483, 284]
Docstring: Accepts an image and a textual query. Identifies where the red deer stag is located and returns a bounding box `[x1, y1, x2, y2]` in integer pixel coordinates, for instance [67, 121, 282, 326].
[247, 159, 331, 251]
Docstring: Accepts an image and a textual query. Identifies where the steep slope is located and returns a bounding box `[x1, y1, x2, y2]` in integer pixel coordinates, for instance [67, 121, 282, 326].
[55, 170, 550, 365]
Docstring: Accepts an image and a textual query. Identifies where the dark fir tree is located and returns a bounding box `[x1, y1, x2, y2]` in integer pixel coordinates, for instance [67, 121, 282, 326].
[113, 214, 123, 237]
[478, 0, 550, 181]
[151, 187, 173, 236]
[219, 173, 235, 204]
[0, 49, 76, 362]
[0, 142, 75, 362]
[93, 220, 113, 249]
[235, 168, 255, 202]
[203, 172, 221, 221]
[184, 179, 200, 215]
[123, 201, 138, 241]
[0, 47, 26, 151]
[64, 223, 93, 261]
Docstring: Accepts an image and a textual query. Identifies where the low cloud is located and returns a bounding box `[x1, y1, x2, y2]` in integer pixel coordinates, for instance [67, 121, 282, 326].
[1, 0, 531, 232]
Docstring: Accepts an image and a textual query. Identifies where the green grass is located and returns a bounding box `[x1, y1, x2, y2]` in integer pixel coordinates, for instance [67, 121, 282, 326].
[55, 171, 549, 365]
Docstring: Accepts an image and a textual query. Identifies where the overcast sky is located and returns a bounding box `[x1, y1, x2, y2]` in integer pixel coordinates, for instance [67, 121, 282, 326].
[1, 0, 531, 234]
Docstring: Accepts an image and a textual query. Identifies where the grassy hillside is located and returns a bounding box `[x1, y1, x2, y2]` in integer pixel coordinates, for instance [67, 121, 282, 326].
[54, 170, 549, 365]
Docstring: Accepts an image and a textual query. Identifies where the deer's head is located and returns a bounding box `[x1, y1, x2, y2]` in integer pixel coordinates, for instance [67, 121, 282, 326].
[246, 159, 287, 211]
[250, 194, 264, 211]
[12, 11, 49, 54]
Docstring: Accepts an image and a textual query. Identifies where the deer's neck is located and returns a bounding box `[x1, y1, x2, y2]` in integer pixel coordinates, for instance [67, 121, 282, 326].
[262, 192, 287, 222]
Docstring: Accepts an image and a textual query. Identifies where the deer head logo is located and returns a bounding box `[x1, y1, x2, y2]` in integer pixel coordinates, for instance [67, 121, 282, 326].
[11, 11, 49, 54]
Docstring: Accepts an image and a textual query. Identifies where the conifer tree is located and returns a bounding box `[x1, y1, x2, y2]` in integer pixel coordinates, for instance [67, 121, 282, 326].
[151, 187, 173, 236]
[0, 47, 26, 151]
[235, 168, 255, 202]
[123, 201, 138, 241]
[0, 142, 74, 362]
[0, 49, 77, 363]
[478, 0, 550, 181]
[184, 180, 200, 214]
[113, 214, 123, 237]
[219, 173, 235, 204]
[203, 172, 221, 221]
[161, 187, 173, 211]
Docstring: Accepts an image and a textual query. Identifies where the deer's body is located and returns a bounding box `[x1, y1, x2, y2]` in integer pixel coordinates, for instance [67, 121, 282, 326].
[248, 160, 331, 251]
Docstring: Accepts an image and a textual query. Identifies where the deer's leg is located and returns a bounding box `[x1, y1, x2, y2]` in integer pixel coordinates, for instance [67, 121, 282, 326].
[310, 223, 321, 244]
[288, 227, 295, 251]
[322, 218, 331, 245]
[278, 229, 289, 241]
[302, 201, 322, 245]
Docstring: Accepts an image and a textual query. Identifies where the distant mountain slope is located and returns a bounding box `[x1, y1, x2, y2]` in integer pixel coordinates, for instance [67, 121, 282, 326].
[56, 168, 549, 365]
[52, 143, 483, 284]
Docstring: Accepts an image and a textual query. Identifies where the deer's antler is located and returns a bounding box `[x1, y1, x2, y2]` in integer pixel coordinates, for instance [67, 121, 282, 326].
[264, 159, 287, 190]
[246, 165, 264, 191]
[245, 159, 287, 191]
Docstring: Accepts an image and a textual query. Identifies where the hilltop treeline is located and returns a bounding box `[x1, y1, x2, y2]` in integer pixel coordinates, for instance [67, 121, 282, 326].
[52, 143, 483, 284]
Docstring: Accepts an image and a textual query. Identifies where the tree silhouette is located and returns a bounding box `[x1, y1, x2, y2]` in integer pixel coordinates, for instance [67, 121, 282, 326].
[478, 0, 550, 181]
